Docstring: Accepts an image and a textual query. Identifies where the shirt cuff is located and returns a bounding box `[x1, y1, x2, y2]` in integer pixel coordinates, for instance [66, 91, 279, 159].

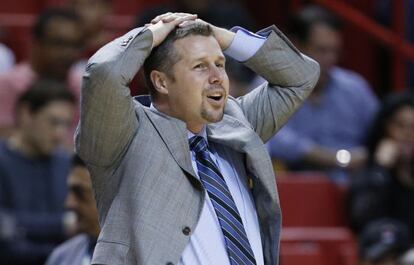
[223, 26, 267, 62]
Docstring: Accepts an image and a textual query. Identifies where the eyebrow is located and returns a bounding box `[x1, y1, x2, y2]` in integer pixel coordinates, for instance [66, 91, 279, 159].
[192, 55, 226, 63]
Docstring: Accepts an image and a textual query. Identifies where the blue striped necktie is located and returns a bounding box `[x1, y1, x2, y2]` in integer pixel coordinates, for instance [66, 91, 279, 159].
[189, 136, 257, 265]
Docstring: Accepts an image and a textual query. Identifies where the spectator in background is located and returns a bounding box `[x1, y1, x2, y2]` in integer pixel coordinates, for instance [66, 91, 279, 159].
[0, 43, 15, 73]
[0, 8, 83, 140]
[358, 219, 411, 265]
[46, 155, 99, 265]
[66, 0, 115, 96]
[266, 5, 379, 184]
[0, 80, 76, 265]
[67, 0, 112, 57]
[348, 93, 414, 238]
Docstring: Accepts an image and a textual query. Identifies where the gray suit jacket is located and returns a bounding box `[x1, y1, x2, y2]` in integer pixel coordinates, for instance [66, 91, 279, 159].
[75, 26, 319, 265]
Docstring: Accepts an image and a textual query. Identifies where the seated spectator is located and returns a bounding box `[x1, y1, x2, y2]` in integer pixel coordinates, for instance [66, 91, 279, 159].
[46, 155, 99, 265]
[358, 219, 411, 265]
[266, 5, 379, 184]
[0, 80, 76, 265]
[348, 92, 414, 238]
[0, 8, 83, 140]
[0, 43, 15, 73]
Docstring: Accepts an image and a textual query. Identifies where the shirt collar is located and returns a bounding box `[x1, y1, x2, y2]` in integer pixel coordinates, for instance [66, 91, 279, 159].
[150, 103, 208, 142]
[187, 127, 207, 141]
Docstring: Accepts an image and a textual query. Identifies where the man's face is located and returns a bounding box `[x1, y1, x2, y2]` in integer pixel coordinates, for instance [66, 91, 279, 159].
[162, 35, 229, 133]
[35, 18, 83, 80]
[65, 166, 99, 236]
[302, 23, 342, 85]
[22, 101, 74, 155]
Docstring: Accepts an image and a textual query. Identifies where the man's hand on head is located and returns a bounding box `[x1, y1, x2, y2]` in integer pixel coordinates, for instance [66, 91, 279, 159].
[147, 13, 236, 50]
[179, 18, 236, 50]
[147, 12, 197, 48]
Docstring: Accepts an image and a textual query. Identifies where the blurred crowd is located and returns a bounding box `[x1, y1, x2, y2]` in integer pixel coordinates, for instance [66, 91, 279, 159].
[0, 1, 413, 265]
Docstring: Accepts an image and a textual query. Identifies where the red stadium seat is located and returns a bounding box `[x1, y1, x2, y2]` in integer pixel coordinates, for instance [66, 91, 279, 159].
[281, 242, 328, 265]
[276, 174, 357, 265]
[280, 227, 358, 265]
[277, 173, 348, 227]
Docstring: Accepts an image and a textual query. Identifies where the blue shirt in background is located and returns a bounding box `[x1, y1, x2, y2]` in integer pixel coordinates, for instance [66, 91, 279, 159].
[267, 67, 379, 183]
[0, 140, 70, 265]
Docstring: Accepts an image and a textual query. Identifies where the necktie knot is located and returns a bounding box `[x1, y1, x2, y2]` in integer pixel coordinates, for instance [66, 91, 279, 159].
[189, 136, 208, 153]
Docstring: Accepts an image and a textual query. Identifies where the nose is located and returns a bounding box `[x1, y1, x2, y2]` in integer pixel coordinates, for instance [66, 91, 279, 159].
[65, 191, 78, 210]
[208, 65, 224, 84]
[53, 123, 70, 143]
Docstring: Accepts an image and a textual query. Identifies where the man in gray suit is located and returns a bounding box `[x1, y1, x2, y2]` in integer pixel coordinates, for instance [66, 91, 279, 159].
[76, 12, 319, 265]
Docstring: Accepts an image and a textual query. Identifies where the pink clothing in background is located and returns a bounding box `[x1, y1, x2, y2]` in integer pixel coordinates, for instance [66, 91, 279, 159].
[0, 62, 82, 143]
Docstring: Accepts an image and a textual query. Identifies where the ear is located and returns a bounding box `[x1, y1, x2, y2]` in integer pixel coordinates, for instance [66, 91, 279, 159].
[150, 70, 169, 95]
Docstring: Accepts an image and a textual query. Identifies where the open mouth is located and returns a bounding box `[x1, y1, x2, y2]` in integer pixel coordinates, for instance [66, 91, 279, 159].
[207, 94, 223, 101]
[206, 89, 225, 102]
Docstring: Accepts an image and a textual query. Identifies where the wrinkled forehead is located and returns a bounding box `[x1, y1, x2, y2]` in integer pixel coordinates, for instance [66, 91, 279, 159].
[172, 35, 224, 63]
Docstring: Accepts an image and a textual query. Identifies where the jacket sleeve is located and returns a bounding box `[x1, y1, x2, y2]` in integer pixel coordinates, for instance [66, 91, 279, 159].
[236, 25, 320, 143]
[75, 27, 153, 167]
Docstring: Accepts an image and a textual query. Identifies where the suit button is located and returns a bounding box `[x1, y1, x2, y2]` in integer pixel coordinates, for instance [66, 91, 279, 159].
[182, 226, 191, 236]
[166, 262, 174, 265]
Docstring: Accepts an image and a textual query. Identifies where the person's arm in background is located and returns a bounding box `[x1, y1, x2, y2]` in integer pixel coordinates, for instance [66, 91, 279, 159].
[267, 124, 316, 162]
[298, 73, 378, 170]
[268, 72, 378, 170]
[268, 125, 369, 170]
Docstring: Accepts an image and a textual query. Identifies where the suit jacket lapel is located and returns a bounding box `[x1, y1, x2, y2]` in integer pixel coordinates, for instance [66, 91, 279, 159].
[207, 114, 262, 153]
[143, 108, 197, 179]
[207, 114, 277, 202]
